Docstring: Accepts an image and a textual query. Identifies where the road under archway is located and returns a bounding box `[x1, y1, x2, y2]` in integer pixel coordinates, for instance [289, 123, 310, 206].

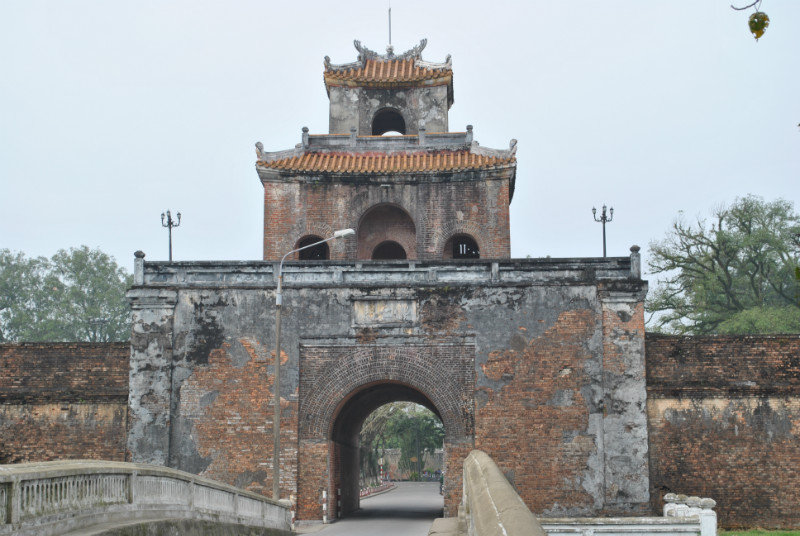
[330, 382, 442, 518]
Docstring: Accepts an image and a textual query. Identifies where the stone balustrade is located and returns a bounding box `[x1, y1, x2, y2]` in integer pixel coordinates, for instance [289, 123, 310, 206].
[662, 493, 718, 536]
[0, 460, 291, 536]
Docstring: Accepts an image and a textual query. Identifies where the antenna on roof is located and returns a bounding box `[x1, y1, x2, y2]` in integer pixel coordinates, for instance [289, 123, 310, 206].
[388, 2, 392, 46]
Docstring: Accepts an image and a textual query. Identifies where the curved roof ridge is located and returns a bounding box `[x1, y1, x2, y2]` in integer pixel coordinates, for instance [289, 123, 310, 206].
[323, 38, 451, 73]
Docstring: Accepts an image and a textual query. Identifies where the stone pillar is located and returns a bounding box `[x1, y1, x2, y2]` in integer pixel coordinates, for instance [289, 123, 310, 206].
[699, 498, 718, 536]
[597, 280, 650, 513]
[126, 287, 178, 465]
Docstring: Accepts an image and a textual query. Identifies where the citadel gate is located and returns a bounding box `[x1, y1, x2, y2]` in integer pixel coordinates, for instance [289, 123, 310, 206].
[127, 40, 651, 521]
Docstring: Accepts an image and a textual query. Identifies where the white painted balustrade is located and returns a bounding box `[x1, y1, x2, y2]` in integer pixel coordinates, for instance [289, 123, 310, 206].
[0, 460, 291, 536]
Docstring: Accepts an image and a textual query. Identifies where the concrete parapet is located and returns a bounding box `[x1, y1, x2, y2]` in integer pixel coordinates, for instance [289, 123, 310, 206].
[429, 517, 463, 536]
[461, 450, 545, 536]
[428, 451, 716, 536]
[0, 460, 291, 536]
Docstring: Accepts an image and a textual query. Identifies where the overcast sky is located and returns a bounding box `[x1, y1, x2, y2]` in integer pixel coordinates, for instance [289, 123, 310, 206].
[2, 1, 798, 285]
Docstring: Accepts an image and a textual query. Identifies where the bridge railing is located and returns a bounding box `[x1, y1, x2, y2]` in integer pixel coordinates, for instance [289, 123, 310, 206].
[0, 460, 291, 536]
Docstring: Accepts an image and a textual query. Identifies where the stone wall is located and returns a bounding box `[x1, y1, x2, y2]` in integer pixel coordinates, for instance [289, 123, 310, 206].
[328, 85, 450, 135]
[646, 333, 800, 529]
[2, 303, 799, 528]
[127, 255, 650, 520]
[0, 343, 129, 464]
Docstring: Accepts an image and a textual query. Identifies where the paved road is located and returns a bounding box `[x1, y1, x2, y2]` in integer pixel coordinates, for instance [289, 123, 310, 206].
[299, 482, 444, 536]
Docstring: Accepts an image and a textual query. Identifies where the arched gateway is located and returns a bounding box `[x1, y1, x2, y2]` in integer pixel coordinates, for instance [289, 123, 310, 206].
[127, 38, 651, 525]
[298, 344, 474, 519]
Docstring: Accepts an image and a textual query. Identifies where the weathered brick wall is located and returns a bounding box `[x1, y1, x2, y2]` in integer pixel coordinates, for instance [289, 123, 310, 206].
[646, 334, 800, 529]
[261, 174, 512, 261]
[128, 259, 649, 522]
[0, 343, 129, 463]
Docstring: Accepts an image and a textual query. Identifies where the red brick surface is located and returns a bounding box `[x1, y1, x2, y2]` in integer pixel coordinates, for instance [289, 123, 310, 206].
[646, 334, 800, 529]
[0, 343, 129, 464]
[476, 309, 600, 514]
[261, 176, 512, 261]
[180, 339, 299, 498]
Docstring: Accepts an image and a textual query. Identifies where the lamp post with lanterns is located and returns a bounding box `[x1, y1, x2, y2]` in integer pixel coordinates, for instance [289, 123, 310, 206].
[592, 205, 614, 257]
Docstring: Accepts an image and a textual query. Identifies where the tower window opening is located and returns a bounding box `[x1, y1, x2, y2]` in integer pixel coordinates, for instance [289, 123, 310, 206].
[372, 109, 406, 136]
[372, 241, 407, 260]
[297, 235, 330, 260]
[449, 235, 479, 259]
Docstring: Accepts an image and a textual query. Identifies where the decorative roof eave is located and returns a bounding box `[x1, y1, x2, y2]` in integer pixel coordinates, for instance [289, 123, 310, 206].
[255, 159, 517, 182]
[324, 39, 452, 72]
[254, 142, 518, 178]
[323, 39, 453, 104]
[324, 73, 452, 89]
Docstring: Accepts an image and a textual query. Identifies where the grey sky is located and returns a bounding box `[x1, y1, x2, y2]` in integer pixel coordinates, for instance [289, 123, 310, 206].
[2, 1, 798, 287]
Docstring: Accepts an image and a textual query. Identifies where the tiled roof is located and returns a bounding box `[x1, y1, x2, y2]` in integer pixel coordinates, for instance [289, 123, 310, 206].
[257, 150, 514, 174]
[324, 58, 452, 87]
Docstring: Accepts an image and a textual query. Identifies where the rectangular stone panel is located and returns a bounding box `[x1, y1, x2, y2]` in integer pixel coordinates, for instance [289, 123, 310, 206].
[352, 299, 417, 327]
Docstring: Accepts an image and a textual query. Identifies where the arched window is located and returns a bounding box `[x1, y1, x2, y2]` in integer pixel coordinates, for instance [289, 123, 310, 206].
[444, 234, 480, 259]
[372, 241, 407, 260]
[357, 204, 416, 260]
[372, 109, 406, 136]
[296, 235, 330, 260]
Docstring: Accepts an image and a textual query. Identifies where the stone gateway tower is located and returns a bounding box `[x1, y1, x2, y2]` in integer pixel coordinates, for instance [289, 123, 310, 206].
[127, 40, 651, 521]
[256, 39, 515, 262]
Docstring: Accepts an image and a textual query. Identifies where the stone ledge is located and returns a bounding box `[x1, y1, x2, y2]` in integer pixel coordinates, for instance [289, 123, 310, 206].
[428, 517, 462, 536]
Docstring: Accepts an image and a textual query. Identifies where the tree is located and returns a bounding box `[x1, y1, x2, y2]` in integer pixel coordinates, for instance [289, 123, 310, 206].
[0, 246, 133, 342]
[647, 196, 800, 334]
[0, 250, 49, 342]
[358, 402, 444, 484]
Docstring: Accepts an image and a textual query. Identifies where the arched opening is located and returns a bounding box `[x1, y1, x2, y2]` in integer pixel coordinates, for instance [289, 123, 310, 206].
[443, 234, 480, 260]
[329, 382, 444, 519]
[372, 108, 406, 136]
[295, 235, 330, 260]
[357, 204, 416, 260]
[372, 241, 406, 260]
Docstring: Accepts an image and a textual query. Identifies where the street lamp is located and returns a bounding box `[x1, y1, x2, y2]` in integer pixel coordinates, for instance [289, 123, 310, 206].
[592, 205, 614, 257]
[161, 210, 181, 261]
[272, 228, 355, 500]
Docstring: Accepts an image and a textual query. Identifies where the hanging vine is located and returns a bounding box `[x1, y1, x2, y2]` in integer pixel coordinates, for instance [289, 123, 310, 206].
[731, 0, 769, 41]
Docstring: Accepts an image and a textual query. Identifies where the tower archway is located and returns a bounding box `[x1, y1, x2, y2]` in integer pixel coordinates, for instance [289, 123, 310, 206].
[357, 204, 417, 260]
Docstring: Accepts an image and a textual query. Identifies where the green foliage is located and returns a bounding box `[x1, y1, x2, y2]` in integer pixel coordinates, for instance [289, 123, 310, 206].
[748, 11, 769, 40]
[358, 402, 444, 484]
[0, 246, 132, 342]
[647, 196, 800, 335]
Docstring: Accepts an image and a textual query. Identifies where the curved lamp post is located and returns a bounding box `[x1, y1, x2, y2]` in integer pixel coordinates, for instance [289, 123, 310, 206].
[161, 210, 181, 261]
[592, 205, 614, 258]
[272, 228, 355, 500]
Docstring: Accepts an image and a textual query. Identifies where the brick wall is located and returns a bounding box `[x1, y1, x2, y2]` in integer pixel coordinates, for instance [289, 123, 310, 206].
[0, 343, 129, 463]
[646, 334, 800, 529]
[476, 308, 602, 514]
[261, 172, 513, 261]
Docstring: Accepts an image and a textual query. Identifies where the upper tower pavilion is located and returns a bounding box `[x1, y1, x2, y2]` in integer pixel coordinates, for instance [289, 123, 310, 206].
[256, 40, 517, 261]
